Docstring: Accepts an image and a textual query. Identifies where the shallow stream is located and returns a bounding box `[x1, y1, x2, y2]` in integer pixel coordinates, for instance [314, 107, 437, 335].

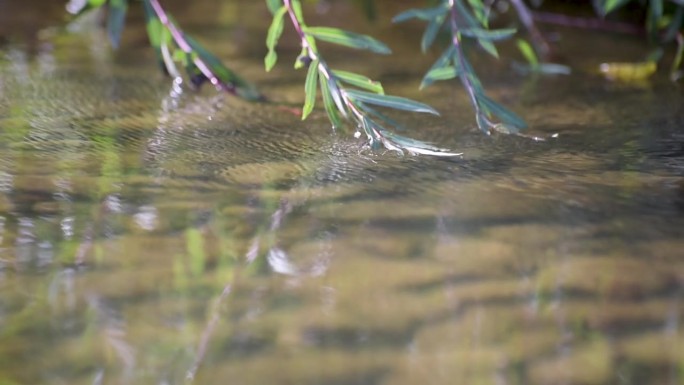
[1, 1, 683, 384]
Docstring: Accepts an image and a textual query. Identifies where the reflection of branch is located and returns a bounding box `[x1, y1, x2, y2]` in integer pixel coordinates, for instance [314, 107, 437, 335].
[186, 280, 235, 382]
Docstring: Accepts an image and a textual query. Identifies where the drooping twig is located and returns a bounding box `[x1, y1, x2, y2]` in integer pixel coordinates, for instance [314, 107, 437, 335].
[280, 0, 459, 155]
[147, 0, 238, 94]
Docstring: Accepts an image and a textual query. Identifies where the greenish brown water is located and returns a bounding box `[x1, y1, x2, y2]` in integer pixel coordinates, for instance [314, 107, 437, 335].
[1, 1, 684, 385]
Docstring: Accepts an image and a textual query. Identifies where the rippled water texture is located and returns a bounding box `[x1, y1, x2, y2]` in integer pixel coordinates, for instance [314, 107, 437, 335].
[1, 1, 684, 384]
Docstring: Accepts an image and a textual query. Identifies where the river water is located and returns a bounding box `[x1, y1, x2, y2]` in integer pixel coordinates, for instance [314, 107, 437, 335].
[1, 1, 683, 384]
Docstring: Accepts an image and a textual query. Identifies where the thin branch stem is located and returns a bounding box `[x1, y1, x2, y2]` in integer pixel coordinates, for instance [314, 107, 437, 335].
[283, 0, 317, 61]
[509, 0, 551, 58]
[148, 0, 236, 94]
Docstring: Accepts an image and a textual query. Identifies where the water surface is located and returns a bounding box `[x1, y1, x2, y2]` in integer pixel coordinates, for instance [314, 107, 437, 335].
[1, 1, 683, 385]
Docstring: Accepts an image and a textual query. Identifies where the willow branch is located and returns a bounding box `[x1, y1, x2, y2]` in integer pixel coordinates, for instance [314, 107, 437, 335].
[148, 0, 237, 94]
[448, 1, 490, 129]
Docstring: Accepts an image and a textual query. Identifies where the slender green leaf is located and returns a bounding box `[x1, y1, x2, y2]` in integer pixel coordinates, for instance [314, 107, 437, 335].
[459, 52, 484, 93]
[319, 71, 343, 128]
[107, 0, 128, 48]
[302, 60, 319, 120]
[145, 17, 163, 50]
[421, 14, 446, 52]
[185, 35, 261, 100]
[326, 74, 348, 117]
[516, 39, 538, 67]
[266, 0, 282, 15]
[291, 0, 305, 23]
[294, 48, 308, 70]
[478, 94, 527, 129]
[648, 0, 663, 36]
[332, 70, 384, 94]
[461, 28, 516, 41]
[467, 0, 489, 28]
[265, 5, 287, 71]
[381, 130, 462, 157]
[304, 27, 391, 54]
[393, 5, 448, 23]
[420, 65, 460, 89]
[172, 48, 189, 66]
[265, 51, 278, 72]
[454, 0, 481, 28]
[599, 0, 630, 15]
[345, 89, 439, 115]
[477, 39, 499, 58]
[426, 45, 456, 74]
[357, 102, 402, 130]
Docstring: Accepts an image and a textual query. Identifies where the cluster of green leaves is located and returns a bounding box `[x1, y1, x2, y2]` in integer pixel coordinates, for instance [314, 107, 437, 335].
[67, 0, 261, 100]
[394, 0, 527, 135]
[265, 0, 461, 156]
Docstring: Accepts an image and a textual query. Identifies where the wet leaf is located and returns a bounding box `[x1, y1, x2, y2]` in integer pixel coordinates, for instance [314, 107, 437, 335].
[345, 90, 439, 115]
[332, 70, 384, 94]
[478, 94, 527, 130]
[324, 72, 348, 117]
[319, 72, 343, 128]
[357, 103, 402, 130]
[381, 131, 462, 157]
[302, 60, 319, 120]
[185, 35, 262, 100]
[304, 27, 391, 54]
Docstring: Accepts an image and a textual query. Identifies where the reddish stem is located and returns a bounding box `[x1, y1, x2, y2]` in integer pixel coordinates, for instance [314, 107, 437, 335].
[148, 0, 237, 94]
